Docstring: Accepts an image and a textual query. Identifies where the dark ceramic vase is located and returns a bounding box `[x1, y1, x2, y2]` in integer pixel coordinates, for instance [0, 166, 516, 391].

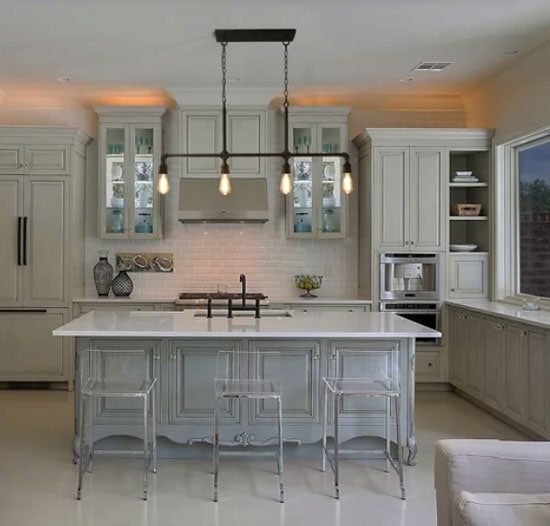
[93, 251, 114, 296]
[112, 270, 134, 297]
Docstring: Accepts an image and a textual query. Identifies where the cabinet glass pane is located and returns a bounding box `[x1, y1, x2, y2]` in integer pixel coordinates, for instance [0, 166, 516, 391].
[321, 127, 341, 153]
[322, 157, 342, 233]
[292, 127, 312, 155]
[133, 127, 154, 234]
[293, 158, 313, 233]
[105, 128, 125, 234]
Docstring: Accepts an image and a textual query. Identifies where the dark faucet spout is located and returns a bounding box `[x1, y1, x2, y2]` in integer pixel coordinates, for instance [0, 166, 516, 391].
[239, 274, 246, 306]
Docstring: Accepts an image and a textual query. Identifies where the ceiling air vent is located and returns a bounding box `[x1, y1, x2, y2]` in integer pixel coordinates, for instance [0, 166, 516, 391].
[412, 61, 454, 72]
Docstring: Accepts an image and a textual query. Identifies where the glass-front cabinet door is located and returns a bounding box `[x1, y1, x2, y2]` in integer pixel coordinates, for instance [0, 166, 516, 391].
[96, 106, 166, 239]
[286, 115, 348, 239]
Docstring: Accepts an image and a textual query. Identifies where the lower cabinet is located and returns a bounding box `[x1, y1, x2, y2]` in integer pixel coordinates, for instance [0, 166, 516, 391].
[0, 308, 70, 382]
[449, 306, 550, 439]
[448, 254, 489, 299]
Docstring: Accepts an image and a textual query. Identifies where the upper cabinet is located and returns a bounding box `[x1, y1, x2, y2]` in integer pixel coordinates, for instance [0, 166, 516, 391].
[180, 109, 266, 177]
[95, 106, 167, 239]
[0, 144, 70, 175]
[286, 107, 350, 239]
[373, 146, 445, 251]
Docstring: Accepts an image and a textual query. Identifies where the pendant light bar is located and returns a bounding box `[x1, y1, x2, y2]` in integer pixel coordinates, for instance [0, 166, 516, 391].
[158, 29, 353, 197]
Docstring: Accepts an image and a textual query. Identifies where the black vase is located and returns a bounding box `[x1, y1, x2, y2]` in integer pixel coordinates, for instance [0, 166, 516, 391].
[112, 270, 134, 297]
[93, 251, 113, 296]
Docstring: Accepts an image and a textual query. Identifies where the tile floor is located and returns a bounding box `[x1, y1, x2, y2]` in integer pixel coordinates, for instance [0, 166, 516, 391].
[0, 390, 527, 526]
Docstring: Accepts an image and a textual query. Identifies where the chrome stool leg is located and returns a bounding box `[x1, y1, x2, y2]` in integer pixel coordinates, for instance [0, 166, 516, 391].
[321, 381, 328, 473]
[277, 396, 285, 503]
[385, 397, 390, 473]
[152, 385, 157, 474]
[334, 392, 340, 500]
[77, 394, 87, 500]
[213, 396, 220, 503]
[395, 395, 406, 500]
[143, 394, 149, 501]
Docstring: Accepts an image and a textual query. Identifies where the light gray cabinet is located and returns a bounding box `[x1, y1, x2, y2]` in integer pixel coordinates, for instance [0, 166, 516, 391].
[373, 146, 445, 252]
[248, 340, 321, 425]
[0, 309, 69, 382]
[168, 340, 241, 425]
[0, 176, 68, 307]
[0, 128, 90, 385]
[0, 144, 69, 175]
[180, 109, 266, 176]
[286, 107, 350, 239]
[95, 106, 166, 239]
[448, 253, 489, 299]
[449, 305, 550, 439]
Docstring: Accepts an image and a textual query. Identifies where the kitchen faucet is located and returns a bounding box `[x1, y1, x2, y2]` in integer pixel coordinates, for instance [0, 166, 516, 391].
[226, 273, 260, 319]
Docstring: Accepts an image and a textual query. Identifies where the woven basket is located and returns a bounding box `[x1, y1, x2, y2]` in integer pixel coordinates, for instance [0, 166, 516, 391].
[450, 204, 481, 216]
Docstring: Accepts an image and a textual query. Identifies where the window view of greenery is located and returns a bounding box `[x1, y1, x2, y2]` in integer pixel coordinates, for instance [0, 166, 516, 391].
[518, 140, 550, 298]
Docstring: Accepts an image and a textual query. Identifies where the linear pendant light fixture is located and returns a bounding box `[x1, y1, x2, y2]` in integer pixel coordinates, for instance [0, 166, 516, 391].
[157, 29, 353, 196]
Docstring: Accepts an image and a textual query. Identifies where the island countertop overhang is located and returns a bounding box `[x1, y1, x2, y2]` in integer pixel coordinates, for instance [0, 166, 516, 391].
[53, 310, 442, 339]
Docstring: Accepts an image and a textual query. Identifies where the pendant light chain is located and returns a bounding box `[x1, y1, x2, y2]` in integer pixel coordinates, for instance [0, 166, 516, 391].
[221, 41, 228, 157]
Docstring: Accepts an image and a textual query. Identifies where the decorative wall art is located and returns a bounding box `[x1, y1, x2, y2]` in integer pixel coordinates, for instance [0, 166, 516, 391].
[116, 253, 174, 273]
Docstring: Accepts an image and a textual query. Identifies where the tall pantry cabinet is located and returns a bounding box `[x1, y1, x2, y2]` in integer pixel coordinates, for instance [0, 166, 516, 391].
[0, 128, 90, 386]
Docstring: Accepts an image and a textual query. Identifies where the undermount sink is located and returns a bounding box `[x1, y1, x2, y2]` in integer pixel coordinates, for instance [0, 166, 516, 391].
[194, 309, 293, 318]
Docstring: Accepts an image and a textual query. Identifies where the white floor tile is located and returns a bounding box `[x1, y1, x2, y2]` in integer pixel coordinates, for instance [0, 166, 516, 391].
[0, 390, 527, 526]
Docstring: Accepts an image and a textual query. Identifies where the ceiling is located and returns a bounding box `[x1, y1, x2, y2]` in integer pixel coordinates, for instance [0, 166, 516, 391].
[1, 0, 550, 109]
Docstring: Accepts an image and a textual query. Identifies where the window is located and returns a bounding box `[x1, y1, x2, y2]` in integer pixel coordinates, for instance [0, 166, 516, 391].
[517, 139, 550, 298]
[497, 125, 550, 302]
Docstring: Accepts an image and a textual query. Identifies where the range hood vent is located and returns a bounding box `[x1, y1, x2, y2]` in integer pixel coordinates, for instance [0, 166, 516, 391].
[178, 177, 269, 223]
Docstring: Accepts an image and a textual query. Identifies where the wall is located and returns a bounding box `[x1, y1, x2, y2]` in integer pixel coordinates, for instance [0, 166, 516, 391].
[465, 40, 550, 144]
[86, 110, 359, 300]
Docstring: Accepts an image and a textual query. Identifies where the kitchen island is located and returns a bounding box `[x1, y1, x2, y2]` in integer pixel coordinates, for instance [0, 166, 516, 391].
[54, 309, 440, 465]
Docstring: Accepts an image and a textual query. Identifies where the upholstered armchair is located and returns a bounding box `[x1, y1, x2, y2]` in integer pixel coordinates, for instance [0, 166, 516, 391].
[434, 439, 550, 525]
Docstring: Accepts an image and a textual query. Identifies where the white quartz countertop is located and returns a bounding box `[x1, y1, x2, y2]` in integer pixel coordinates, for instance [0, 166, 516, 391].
[447, 300, 550, 330]
[53, 310, 439, 339]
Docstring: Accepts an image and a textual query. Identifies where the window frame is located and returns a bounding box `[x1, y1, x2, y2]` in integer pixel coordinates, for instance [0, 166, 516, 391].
[495, 124, 550, 306]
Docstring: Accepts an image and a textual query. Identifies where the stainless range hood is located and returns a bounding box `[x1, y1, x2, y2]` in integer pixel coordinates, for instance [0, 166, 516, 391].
[178, 177, 269, 223]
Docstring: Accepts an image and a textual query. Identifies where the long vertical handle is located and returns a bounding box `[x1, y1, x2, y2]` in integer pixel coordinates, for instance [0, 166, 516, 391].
[17, 217, 22, 265]
[23, 216, 28, 265]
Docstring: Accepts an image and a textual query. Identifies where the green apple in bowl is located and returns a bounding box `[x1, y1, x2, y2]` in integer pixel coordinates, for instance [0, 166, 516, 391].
[294, 275, 323, 298]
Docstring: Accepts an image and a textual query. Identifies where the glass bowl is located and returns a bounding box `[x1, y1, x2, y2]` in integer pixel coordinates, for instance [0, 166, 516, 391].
[294, 275, 323, 298]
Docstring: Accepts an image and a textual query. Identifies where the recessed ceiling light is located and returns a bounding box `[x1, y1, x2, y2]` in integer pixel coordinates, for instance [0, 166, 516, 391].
[504, 49, 519, 55]
[55, 76, 71, 83]
[399, 77, 414, 83]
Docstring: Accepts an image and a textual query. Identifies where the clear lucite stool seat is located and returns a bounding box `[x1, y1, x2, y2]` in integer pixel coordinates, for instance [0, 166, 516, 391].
[77, 348, 157, 501]
[214, 351, 284, 503]
[321, 348, 405, 500]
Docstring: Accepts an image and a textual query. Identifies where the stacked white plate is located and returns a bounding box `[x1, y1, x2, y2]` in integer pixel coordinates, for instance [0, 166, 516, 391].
[450, 244, 478, 252]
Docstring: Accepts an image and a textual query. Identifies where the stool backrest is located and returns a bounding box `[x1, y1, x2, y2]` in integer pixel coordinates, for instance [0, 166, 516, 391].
[215, 350, 281, 383]
[333, 346, 400, 386]
[81, 348, 154, 385]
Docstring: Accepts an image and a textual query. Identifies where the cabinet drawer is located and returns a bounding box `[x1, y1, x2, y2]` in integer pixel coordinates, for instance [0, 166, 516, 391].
[286, 305, 369, 314]
[416, 351, 441, 379]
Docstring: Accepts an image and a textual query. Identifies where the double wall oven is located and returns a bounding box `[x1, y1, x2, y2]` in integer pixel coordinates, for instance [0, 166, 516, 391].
[379, 253, 441, 344]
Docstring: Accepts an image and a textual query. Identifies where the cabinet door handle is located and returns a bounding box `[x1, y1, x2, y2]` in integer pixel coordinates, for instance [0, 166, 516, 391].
[23, 216, 28, 265]
[17, 217, 22, 266]
[450, 288, 456, 292]
[494, 324, 504, 330]
[410, 240, 415, 245]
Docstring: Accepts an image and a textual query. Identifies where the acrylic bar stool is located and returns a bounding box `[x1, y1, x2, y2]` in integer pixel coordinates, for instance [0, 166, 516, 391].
[321, 347, 405, 500]
[77, 348, 157, 500]
[213, 350, 284, 503]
